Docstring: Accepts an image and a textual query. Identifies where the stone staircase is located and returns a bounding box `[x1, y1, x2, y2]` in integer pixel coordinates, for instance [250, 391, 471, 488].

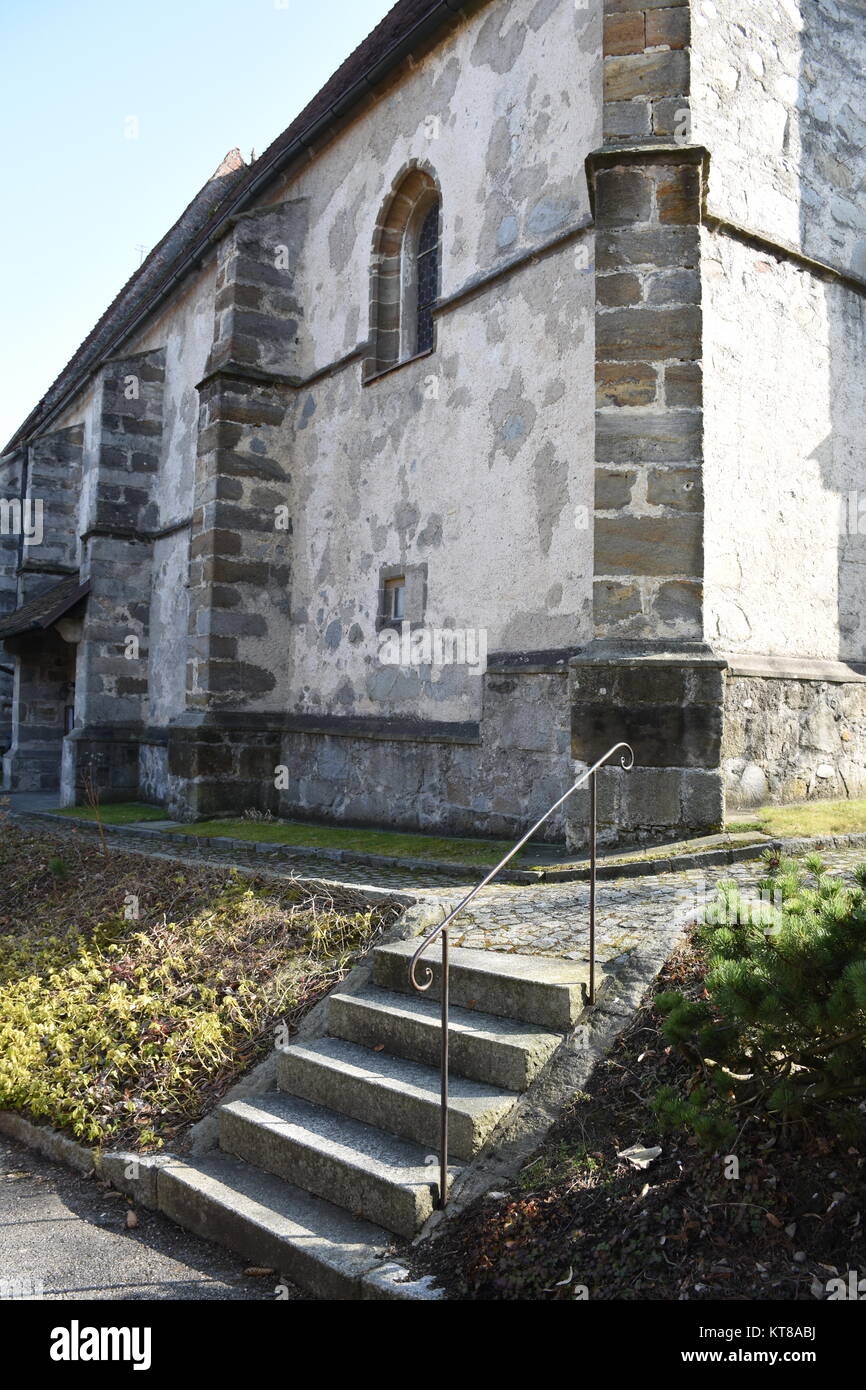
[158, 939, 598, 1299]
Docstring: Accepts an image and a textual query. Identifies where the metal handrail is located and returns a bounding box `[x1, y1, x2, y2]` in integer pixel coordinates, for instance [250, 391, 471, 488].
[409, 741, 635, 1209]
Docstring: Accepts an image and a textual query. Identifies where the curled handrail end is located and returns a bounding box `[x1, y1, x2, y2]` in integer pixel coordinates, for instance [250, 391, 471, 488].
[410, 958, 435, 993]
[618, 742, 635, 771]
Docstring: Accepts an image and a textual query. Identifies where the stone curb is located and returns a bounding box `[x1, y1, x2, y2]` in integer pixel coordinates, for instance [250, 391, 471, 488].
[13, 809, 866, 890]
[16, 812, 539, 885]
[0, 1112, 442, 1300]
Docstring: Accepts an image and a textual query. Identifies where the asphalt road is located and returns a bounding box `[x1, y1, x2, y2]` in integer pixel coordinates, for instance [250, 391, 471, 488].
[0, 1134, 303, 1301]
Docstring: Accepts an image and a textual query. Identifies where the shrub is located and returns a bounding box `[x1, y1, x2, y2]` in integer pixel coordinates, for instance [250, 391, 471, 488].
[652, 853, 866, 1144]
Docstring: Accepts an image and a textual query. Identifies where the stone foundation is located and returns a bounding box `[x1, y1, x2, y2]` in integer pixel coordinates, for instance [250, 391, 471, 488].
[3, 630, 76, 793]
[159, 664, 572, 840]
[60, 726, 143, 807]
[722, 661, 866, 809]
[568, 647, 725, 847]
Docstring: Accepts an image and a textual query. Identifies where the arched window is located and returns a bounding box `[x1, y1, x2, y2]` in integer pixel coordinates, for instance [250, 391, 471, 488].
[415, 201, 440, 354]
[367, 167, 441, 378]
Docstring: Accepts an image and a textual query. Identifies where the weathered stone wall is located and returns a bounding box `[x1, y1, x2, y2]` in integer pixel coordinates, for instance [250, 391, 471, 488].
[591, 145, 704, 642]
[3, 426, 84, 792]
[45, 263, 218, 803]
[723, 666, 866, 810]
[4, 631, 76, 792]
[568, 651, 724, 845]
[25, 426, 84, 581]
[602, 0, 690, 145]
[276, 665, 571, 840]
[61, 353, 165, 803]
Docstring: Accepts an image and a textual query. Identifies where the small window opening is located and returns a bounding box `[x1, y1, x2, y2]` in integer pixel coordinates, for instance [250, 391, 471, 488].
[383, 576, 406, 623]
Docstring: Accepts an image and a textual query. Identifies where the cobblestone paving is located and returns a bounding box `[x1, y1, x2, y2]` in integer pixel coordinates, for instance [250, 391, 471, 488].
[19, 817, 866, 970]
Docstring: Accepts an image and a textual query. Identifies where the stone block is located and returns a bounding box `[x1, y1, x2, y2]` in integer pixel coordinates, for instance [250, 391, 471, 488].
[594, 580, 642, 623]
[665, 362, 702, 407]
[595, 513, 702, 575]
[653, 579, 703, 629]
[596, 362, 658, 407]
[604, 50, 689, 103]
[645, 6, 690, 49]
[594, 169, 653, 226]
[646, 465, 703, 509]
[595, 467, 637, 509]
[596, 226, 699, 271]
[597, 272, 643, 307]
[604, 12, 645, 56]
[644, 269, 700, 305]
[605, 0, 687, 10]
[572, 700, 722, 769]
[656, 165, 701, 225]
[596, 304, 702, 361]
[596, 411, 701, 463]
[604, 101, 652, 139]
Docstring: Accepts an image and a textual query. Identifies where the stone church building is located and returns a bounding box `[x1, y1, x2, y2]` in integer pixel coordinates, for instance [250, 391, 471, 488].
[1, 0, 865, 848]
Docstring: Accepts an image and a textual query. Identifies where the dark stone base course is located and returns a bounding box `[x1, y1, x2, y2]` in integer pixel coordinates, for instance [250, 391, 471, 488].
[61, 728, 142, 805]
[568, 650, 725, 846]
[167, 723, 283, 822]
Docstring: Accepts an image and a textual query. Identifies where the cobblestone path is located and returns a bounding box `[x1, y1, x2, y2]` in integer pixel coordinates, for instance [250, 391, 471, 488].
[18, 816, 866, 971]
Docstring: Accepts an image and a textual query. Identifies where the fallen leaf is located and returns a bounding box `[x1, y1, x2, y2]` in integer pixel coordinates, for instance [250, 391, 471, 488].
[244, 1267, 275, 1278]
[126, 1210, 139, 1230]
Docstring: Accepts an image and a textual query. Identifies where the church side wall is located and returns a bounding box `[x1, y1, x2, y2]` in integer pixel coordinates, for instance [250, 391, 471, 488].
[693, 0, 866, 811]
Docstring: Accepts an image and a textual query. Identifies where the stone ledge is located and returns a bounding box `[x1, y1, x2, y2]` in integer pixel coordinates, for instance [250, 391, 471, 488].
[722, 654, 866, 684]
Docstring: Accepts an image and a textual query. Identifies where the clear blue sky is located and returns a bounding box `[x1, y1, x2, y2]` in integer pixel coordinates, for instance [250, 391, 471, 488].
[0, 0, 396, 448]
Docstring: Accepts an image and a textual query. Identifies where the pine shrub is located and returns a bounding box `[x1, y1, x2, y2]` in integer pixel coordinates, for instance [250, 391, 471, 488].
[652, 853, 866, 1144]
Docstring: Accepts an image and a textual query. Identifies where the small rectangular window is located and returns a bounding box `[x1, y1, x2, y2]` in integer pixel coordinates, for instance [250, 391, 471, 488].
[376, 562, 426, 631]
[383, 576, 406, 622]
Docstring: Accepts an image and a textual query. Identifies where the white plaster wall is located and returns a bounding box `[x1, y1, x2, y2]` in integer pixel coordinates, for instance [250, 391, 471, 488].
[133, 265, 217, 525]
[129, 264, 217, 723]
[267, 0, 600, 718]
[702, 227, 866, 662]
[691, 0, 866, 274]
[288, 257, 595, 718]
[269, 0, 601, 374]
[12, 0, 601, 733]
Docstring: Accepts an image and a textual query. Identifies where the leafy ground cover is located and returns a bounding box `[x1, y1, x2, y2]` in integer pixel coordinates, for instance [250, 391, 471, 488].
[0, 819, 397, 1151]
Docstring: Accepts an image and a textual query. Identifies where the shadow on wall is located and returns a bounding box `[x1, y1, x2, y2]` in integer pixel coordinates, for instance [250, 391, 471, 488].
[800, 3, 866, 665]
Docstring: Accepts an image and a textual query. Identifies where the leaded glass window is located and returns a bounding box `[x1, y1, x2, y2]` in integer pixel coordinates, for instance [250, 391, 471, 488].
[415, 201, 440, 354]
